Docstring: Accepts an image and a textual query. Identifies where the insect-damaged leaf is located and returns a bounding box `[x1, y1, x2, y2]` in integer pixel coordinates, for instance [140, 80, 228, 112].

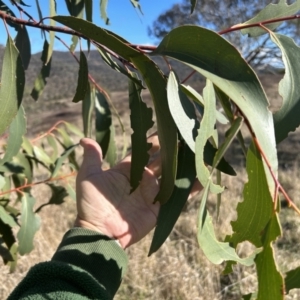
[17, 193, 41, 255]
[227, 142, 273, 248]
[131, 56, 178, 204]
[255, 214, 283, 300]
[153, 25, 278, 199]
[73, 51, 89, 103]
[241, 0, 300, 37]
[271, 33, 300, 144]
[0, 36, 25, 136]
[149, 141, 196, 255]
[0, 106, 26, 166]
[129, 73, 153, 193]
[31, 40, 51, 101]
[95, 90, 117, 166]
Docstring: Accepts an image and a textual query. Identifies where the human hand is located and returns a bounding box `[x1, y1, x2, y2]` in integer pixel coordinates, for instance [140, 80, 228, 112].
[74, 136, 161, 249]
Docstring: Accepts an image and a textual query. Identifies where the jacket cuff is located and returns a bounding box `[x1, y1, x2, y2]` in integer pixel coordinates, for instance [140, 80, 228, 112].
[52, 227, 128, 298]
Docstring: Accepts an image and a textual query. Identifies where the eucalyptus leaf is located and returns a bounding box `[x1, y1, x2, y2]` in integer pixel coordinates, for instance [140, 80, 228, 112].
[271, 33, 300, 144]
[17, 193, 41, 255]
[129, 73, 153, 192]
[190, 0, 197, 14]
[82, 83, 95, 138]
[0, 36, 25, 136]
[73, 51, 89, 103]
[31, 40, 52, 101]
[241, 0, 300, 37]
[15, 25, 31, 70]
[285, 266, 300, 294]
[100, 0, 109, 24]
[0, 106, 26, 166]
[47, 0, 56, 65]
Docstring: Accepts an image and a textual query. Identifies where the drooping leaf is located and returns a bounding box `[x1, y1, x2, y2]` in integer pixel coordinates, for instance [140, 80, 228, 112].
[17, 193, 41, 255]
[100, 0, 109, 24]
[95, 90, 113, 157]
[153, 25, 278, 198]
[15, 25, 31, 70]
[35, 184, 68, 213]
[73, 51, 89, 103]
[53, 16, 140, 60]
[149, 141, 196, 255]
[31, 40, 51, 101]
[51, 144, 78, 177]
[97, 48, 143, 87]
[12, 0, 29, 6]
[241, 0, 300, 37]
[33, 145, 53, 166]
[15, 151, 33, 184]
[271, 33, 300, 144]
[167, 71, 198, 152]
[0, 205, 17, 228]
[130, 0, 143, 14]
[82, 83, 95, 138]
[285, 266, 300, 294]
[0, 1, 19, 31]
[197, 185, 257, 266]
[0, 106, 26, 166]
[0, 36, 25, 136]
[195, 80, 223, 193]
[47, 0, 56, 65]
[255, 214, 283, 300]
[131, 56, 178, 204]
[228, 142, 274, 248]
[84, 0, 92, 22]
[46, 134, 58, 163]
[65, 0, 84, 17]
[64, 122, 84, 138]
[190, 0, 197, 14]
[129, 72, 153, 192]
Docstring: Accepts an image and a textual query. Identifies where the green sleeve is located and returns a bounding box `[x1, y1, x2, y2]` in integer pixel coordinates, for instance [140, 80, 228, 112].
[7, 228, 128, 300]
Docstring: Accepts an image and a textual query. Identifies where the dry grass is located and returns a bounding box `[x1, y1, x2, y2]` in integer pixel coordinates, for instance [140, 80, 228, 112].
[1, 165, 300, 299]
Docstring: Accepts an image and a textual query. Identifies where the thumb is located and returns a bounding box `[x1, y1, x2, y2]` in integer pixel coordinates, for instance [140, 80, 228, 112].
[79, 138, 104, 175]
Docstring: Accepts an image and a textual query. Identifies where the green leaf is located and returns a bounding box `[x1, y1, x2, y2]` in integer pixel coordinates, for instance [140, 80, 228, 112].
[47, 0, 56, 65]
[100, 0, 109, 24]
[271, 33, 300, 143]
[285, 266, 300, 294]
[84, 0, 93, 22]
[66, 183, 76, 201]
[0, 174, 5, 189]
[73, 51, 89, 103]
[130, 0, 143, 14]
[15, 151, 33, 184]
[167, 71, 198, 152]
[190, 0, 197, 14]
[64, 122, 84, 138]
[31, 40, 52, 101]
[97, 48, 143, 87]
[197, 187, 257, 266]
[17, 193, 41, 255]
[15, 25, 31, 70]
[255, 214, 283, 300]
[51, 144, 77, 177]
[241, 0, 300, 37]
[212, 117, 243, 172]
[22, 136, 34, 156]
[195, 80, 223, 193]
[0, 36, 25, 136]
[228, 142, 274, 248]
[53, 16, 140, 60]
[65, 0, 84, 17]
[35, 184, 68, 213]
[46, 134, 58, 162]
[82, 83, 95, 137]
[153, 25, 278, 198]
[0, 106, 26, 166]
[131, 56, 178, 204]
[33, 145, 53, 166]
[149, 141, 196, 255]
[0, 205, 17, 228]
[129, 73, 153, 192]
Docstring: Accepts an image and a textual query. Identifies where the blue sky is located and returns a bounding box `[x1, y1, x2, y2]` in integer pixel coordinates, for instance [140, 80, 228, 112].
[0, 0, 179, 53]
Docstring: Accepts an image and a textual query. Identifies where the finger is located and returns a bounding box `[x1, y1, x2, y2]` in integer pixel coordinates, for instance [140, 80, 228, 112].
[80, 138, 103, 174]
[147, 152, 161, 178]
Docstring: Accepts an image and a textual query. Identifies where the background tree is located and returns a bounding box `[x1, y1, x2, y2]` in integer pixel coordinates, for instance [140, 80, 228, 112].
[149, 0, 300, 69]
